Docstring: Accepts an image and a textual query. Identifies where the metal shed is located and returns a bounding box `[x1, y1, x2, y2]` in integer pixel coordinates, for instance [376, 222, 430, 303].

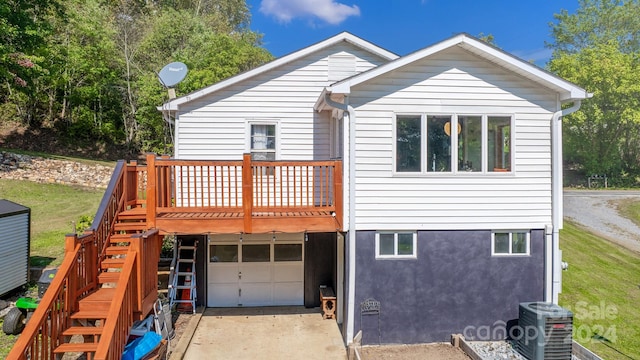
[0, 199, 30, 296]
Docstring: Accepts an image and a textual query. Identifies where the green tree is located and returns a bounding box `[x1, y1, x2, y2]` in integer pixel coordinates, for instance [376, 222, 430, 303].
[549, 42, 640, 179]
[551, 0, 640, 53]
[133, 10, 272, 152]
[0, 0, 61, 88]
[0, 0, 271, 156]
[549, 0, 640, 184]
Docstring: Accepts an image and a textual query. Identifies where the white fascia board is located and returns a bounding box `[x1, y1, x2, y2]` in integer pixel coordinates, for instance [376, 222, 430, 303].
[314, 88, 330, 111]
[162, 32, 398, 111]
[328, 33, 591, 101]
[458, 37, 590, 101]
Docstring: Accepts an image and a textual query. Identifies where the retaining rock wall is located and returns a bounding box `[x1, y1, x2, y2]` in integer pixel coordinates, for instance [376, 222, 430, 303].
[0, 152, 114, 189]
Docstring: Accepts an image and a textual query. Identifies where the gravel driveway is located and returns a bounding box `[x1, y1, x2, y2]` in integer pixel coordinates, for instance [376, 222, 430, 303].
[563, 190, 640, 253]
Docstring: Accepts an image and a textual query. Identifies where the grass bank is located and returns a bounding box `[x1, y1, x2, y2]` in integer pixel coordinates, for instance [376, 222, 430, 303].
[0, 179, 104, 267]
[559, 221, 640, 359]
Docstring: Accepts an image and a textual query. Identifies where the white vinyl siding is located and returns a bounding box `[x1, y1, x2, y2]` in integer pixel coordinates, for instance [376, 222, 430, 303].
[349, 46, 558, 231]
[175, 43, 388, 162]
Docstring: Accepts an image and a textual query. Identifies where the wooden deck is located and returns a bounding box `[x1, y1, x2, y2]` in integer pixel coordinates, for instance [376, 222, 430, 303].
[142, 154, 344, 234]
[7, 154, 343, 360]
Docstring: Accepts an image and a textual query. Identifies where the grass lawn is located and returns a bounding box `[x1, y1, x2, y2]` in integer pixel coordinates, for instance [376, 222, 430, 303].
[559, 221, 640, 359]
[0, 179, 104, 267]
[0, 178, 105, 358]
[616, 197, 640, 228]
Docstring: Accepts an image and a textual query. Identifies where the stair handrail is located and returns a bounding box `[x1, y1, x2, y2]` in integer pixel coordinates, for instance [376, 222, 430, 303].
[6, 236, 85, 360]
[90, 160, 129, 261]
[94, 248, 138, 360]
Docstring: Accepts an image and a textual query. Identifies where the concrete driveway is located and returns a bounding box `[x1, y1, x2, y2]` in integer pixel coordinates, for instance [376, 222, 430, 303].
[183, 307, 346, 360]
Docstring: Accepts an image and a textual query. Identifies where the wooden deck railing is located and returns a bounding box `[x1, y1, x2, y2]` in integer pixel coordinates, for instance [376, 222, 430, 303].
[7, 159, 154, 360]
[92, 160, 133, 260]
[145, 153, 343, 232]
[95, 249, 138, 360]
[6, 234, 93, 359]
[131, 230, 161, 317]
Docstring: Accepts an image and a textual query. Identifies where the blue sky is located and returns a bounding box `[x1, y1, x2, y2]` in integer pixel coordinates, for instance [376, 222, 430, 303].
[246, 0, 580, 66]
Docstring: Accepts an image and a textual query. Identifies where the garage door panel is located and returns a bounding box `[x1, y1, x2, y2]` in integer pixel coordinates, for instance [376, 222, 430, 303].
[208, 284, 239, 307]
[274, 263, 303, 282]
[273, 283, 303, 305]
[242, 263, 272, 282]
[241, 283, 272, 306]
[207, 237, 305, 307]
[209, 265, 239, 283]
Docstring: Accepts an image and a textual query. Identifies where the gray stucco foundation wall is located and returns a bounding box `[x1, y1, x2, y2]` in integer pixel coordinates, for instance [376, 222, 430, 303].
[354, 230, 545, 344]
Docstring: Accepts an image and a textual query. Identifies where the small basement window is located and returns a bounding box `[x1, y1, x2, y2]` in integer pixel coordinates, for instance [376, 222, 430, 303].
[492, 231, 529, 256]
[375, 232, 417, 259]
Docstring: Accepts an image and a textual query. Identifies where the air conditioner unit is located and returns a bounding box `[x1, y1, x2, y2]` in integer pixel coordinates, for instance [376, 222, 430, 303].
[516, 302, 573, 360]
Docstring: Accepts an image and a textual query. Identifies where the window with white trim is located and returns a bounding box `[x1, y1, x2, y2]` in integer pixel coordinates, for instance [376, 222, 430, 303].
[250, 123, 276, 161]
[492, 231, 530, 256]
[394, 114, 512, 174]
[375, 232, 417, 259]
[249, 122, 277, 175]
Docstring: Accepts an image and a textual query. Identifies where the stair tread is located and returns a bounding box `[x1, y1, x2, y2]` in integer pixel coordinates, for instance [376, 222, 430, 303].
[54, 342, 99, 353]
[113, 223, 147, 231]
[106, 246, 129, 254]
[110, 235, 133, 244]
[120, 207, 146, 215]
[101, 258, 125, 269]
[71, 310, 108, 320]
[63, 326, 104, 336]
[82, 288, 116, 302]
[98, 272, 121, 283]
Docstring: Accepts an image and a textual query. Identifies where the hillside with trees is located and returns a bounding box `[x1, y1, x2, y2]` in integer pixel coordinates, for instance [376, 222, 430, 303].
[548, 0, 640, 186]
[0, 0, 272, 158]
[2, 0, 639, 186]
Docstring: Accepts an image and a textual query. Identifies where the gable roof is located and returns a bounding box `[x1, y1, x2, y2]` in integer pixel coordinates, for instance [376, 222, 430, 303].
[325, 33, 591, 102]
[162, 32, 399, 111]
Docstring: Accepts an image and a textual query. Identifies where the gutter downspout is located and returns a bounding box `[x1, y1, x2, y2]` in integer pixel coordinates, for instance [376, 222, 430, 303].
[549, 99, 582, 304]
[324, 92, 357, 344]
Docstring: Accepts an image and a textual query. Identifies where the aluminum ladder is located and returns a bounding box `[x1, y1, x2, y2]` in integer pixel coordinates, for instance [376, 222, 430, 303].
[169, 238, 197, 313]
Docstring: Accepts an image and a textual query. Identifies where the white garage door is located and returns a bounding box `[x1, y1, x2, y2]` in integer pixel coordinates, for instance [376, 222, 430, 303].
[207, 237, 304, 307]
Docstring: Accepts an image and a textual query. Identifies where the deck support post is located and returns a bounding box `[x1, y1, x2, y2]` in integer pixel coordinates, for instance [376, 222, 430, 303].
[146, 154, 157, 229]
[242, 153, 253, 233]
[130, 235, 143, 316]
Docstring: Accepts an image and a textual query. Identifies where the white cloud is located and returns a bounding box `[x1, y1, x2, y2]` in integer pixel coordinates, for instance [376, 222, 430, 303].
[260, 0, 360, 25]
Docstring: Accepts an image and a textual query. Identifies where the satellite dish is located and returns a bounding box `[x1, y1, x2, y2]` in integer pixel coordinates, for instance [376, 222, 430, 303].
[158, 62, 188, 88]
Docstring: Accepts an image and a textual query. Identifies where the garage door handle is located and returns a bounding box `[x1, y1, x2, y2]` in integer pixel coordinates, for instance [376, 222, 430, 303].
[238, 272, 242, 279]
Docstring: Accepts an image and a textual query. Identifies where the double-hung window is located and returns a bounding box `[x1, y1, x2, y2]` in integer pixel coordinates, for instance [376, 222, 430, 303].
[375, 232, 417, 259]
[250, 124, 276, 161]
[249, 122, 277, 175]
[395, 114, 512, 174]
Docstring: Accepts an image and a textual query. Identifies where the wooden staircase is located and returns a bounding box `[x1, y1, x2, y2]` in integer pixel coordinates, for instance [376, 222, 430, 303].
[52, 206, 149, 358]
[8, 160, 164, 360]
